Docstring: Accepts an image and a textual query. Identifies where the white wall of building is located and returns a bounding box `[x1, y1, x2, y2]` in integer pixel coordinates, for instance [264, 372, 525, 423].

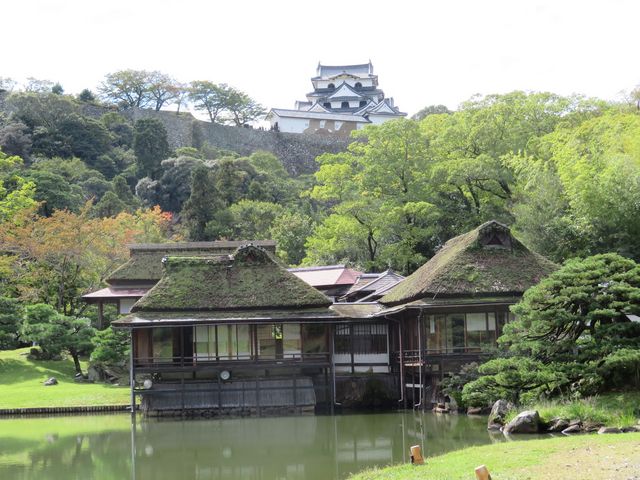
[119, 298, 138, 314]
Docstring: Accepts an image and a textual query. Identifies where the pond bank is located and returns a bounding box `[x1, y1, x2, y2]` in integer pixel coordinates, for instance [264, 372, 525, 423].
[347, 432, 640, 480]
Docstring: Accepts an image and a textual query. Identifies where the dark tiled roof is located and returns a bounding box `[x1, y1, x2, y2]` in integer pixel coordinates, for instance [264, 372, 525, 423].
[381, 221, 558, 306]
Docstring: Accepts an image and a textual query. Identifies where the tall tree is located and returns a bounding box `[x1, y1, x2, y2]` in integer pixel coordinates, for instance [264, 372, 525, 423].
[188, 81, 230, 123]
[223, 87, 265, 126]
[147, 71, 179, 111]
[181, 164, 220, 240]
[133, 118, 170, 179]
[20, 303, 95, 374]
[99, 70, 153, 109]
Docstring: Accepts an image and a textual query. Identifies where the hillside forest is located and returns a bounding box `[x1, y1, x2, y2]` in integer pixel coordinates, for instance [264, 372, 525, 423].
[1, 73, 640, 403]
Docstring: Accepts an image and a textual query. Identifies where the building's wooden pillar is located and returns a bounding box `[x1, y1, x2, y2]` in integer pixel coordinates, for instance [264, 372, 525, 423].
[129, 330, 135, 415]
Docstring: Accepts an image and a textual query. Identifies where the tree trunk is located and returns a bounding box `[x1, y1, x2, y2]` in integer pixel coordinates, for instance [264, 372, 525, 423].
[69, 348, 83, 375]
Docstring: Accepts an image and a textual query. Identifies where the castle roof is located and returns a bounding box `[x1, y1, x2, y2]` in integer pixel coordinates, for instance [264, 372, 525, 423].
[314, 62, 374, 79]
[267, 108, 371, 124]
[380, 221, 558, 306]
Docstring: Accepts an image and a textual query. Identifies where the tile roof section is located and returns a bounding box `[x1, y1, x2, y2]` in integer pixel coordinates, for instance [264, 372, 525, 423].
[288, 265, 362, 288]
[268, 108, 370, 123]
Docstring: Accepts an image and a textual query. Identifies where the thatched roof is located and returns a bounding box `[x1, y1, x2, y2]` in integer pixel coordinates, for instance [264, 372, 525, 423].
[107, 241, 276, 283]
[131, 245, 332, 312]
[380, 221, 557, 306]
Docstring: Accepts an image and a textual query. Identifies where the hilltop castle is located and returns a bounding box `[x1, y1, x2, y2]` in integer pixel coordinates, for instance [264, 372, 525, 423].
[267, 61, 405, 136]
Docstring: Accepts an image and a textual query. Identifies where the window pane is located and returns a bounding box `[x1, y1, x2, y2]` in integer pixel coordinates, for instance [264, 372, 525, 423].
[487, 313, 496, 331]
[283, 323, 301, 357]
[302, 324, 326, 354]
[467, 313, 486, 332]
[152, 328, 173, 361]
[257, 324, 276, 359]
[448, 314, 465, 352]
[236, 325, 251, 360]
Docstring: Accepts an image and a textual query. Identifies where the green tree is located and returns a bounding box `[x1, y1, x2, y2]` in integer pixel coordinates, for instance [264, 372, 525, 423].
[20, 303, 95, 374]
[188, 81, 230, 123]
[464, 253, 640, 404]
[411, 104, 451, 120]
[226, 200, 285, 240]
[90, 326, 129, 366]
[0, 296, 22, 349]
[269, 211, 314, 266]
[99, 69, 153, 109]
[223, 87, 265, 126]
[133, 118, 170, 179]
[77, 89, 96, 103]
[0, 150, 36, 221]
[181, 164, 221, 240]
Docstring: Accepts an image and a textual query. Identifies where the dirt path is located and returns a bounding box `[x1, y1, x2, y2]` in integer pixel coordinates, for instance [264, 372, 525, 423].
[513, 439, 640, 480]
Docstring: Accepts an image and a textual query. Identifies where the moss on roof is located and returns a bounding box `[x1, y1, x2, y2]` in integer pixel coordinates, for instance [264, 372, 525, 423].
[380, 221, 558, 306]
[107, 241, 277, 283]
[132, 245, 332, 312]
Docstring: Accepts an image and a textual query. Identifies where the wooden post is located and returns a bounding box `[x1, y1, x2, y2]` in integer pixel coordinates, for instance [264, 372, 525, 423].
[129, 330, 135, 414]
[475, 465, 492, 480]
[410, 445, 424, 465]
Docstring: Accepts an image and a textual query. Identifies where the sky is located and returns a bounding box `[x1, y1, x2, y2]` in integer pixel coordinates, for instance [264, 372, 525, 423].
[2, 0, 639, 117]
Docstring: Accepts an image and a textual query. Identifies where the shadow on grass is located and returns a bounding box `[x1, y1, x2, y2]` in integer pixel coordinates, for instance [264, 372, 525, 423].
[0, 358, 75, 385]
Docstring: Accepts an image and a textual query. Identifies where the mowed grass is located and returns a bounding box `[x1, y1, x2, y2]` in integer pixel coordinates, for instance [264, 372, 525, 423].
[0, 348, 130, 408]
[348, 432, 640, 480]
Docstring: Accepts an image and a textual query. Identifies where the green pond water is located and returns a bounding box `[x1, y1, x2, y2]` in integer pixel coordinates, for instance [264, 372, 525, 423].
[0, 411, 528, 480]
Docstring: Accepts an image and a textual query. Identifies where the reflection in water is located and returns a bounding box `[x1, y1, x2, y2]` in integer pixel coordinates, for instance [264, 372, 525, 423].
[0, 412, 533, 480]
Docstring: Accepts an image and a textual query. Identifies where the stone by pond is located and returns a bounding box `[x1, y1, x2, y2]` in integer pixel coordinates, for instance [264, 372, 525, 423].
[0, 411, 548, 480]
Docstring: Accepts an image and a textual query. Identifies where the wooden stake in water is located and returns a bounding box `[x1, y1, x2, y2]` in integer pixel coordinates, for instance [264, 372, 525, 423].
[410, 445, 424, 465]
[475, 465, 492, 480]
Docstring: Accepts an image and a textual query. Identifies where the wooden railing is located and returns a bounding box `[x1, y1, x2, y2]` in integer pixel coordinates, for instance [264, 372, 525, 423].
[134, 352, 332, 368]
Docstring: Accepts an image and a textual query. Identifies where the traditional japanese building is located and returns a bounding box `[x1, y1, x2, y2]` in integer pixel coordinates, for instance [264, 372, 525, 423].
[376, 220, 558, 407]
[266, 61, 405, 136]
[111, 245, 388, 416]
[92, 221, 557, 416]
[83, 241, 276, 327]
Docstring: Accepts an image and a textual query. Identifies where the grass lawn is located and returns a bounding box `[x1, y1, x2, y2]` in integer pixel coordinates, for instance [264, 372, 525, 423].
[349, 432, 640, 480]
[505, 392, 640, 428]
[0, 348, 130, 409]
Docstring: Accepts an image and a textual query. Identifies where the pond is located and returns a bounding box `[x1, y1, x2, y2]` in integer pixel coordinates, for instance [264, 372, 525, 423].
[0, 411, 530, 480]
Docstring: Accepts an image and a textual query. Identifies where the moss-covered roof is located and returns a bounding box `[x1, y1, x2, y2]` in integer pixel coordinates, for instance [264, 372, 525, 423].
[380, 221, 558, 306]
[107, 241, 277, 283]
[131, 245, 332, 312]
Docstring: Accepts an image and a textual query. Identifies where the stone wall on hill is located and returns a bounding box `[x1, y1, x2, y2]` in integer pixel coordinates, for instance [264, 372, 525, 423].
[126, 109, 350, 175]
[0, 91, 350, 175]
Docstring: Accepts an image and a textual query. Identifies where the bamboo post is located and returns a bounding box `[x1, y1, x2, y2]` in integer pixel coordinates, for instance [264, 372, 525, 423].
[475, 465, 492, 480]
[410, 445, 424, 465]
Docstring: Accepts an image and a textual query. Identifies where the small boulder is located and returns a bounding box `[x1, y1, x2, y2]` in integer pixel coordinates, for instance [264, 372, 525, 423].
[43, 377, 58, 386]
[467, 406, 483, 415]
[87, 365, 105, 383]
[583, 421, 604, 433]
[503, 410, 541, 434]
[487, 399, 512, 430]
[597, 426, 622, 434]
[561, 423, 583, 434]
[621, 426, 639, 433]
[546, 418, 570, 433]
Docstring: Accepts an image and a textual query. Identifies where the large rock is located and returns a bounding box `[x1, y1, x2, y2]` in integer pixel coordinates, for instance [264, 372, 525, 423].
[598, 426, 622, 434]
[43, 377, 58, 386]
[561, 422, 583, 434]
[503, 410, 541, 434]
[546, 417, 570, 433]
[487, 399, 512, 430]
